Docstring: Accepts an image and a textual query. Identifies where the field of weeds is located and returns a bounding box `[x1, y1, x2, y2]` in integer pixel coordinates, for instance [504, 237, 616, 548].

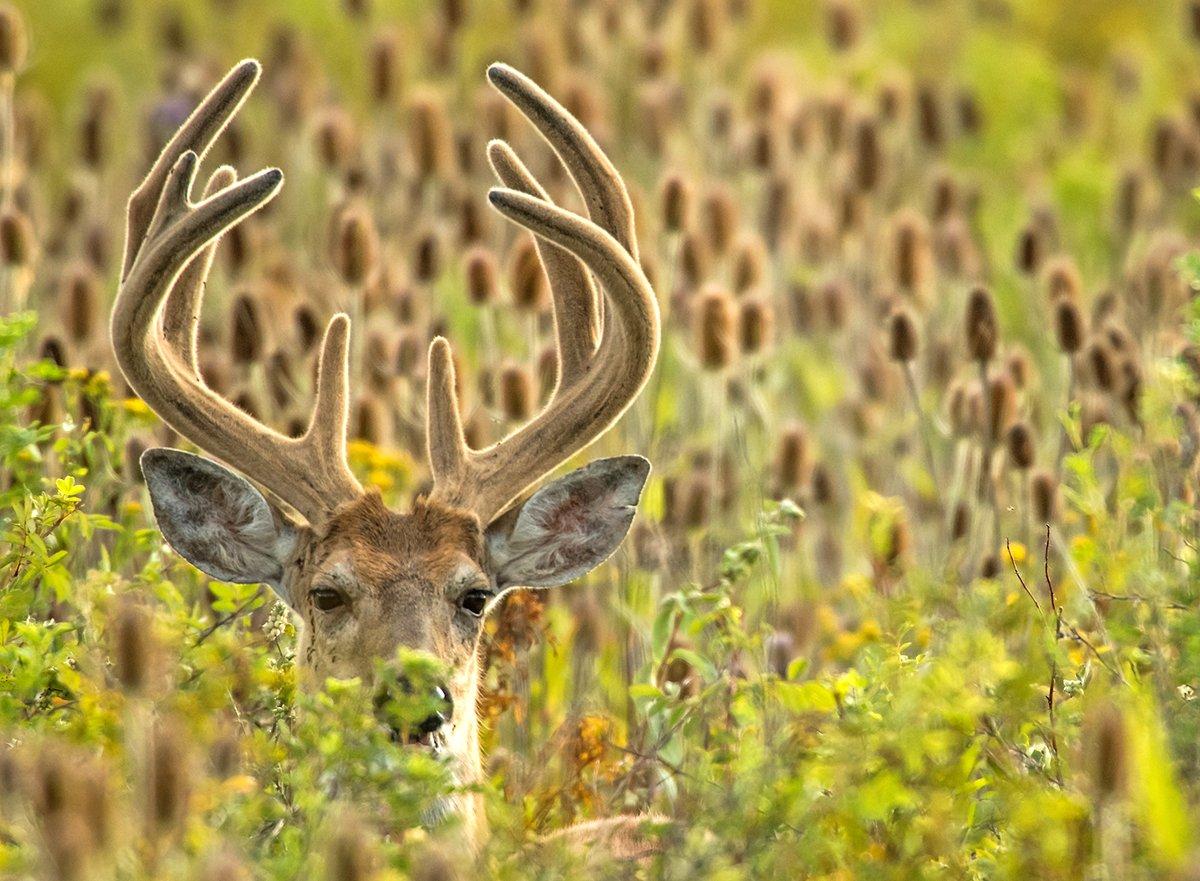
[4, 0, 1200, 878]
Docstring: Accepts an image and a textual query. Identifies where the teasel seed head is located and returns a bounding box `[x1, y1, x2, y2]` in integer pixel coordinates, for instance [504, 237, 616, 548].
[79, 83, 113, 169]
[353, 396, 387, 445]
[701, 184, 738, 257]
[1006, 350, 1031, 390]
[368, 30, 401, 105]
[509, 235, 549, 312]
[851, 115, 882, 193]
[887, 307, 919, 362]
[112, 598, 157, 693]
[889, 209, 932, 299]
[695, 285, 739, 370]
[821, 279, 849, 331]
[410, 90, 452, 181]
[965, 286, 998, 363]
[1083, 699, 1128, 803]
[950, 501, 970, 541]
[0, 208, 33, 267]
[0, 3, 27, 74]
[825, 0, 860, 52]
[811, 462, 836, 508]
[395, 330, 423, 378]
[1031, 469, 1058, 522]
[915, 83, 945, 149]
[681, 471, 714, 530]
[986, 373, 1016, 444]
[146, 719, 189, 835]
[314, 107, 354, 170]
[1054, 299, 1085, 354]
[1044, 256, 1082, 302]
[331, 204, 379, 288]
[731, 235, 768, 294]
[678, 231, 709, 290]
[499, 362, 536, 422]
[979, 555, 1000, 579]
[1087, 340, 1115, 392]
[687, 0, 721, 53]
[1115, 166, 1145, 236]
[1006, 420, 1035, 470]
[62, 263, 100, 345]
[230, 293, 265, 365]
[776, 422, 811, 492]
[660, 172, 692, 234]
[738, 295, 774, 356]
[464, 247, 500, 305]
[267, 350, 297, 409]
[413, 230, 441, 284]
[1014, 223, 1045, 276]
[293, 303, 321, 354]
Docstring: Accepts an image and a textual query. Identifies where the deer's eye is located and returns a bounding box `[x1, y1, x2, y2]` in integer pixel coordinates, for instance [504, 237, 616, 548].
[459, 590, 492, 617]
[310, 587, 347, 612]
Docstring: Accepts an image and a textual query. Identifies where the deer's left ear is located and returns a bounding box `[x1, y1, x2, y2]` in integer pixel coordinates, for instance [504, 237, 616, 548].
[485, 456, 650, 589]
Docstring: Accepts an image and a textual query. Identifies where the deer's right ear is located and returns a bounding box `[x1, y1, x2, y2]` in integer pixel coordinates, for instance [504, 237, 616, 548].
[141, 448, 298, 596]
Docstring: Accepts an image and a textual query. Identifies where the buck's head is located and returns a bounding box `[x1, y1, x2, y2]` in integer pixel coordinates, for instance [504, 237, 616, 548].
[111, 60, 659, 762]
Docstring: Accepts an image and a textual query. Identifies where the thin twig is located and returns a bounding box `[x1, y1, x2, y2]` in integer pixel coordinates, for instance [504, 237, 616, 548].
[192, 587, 265, 648]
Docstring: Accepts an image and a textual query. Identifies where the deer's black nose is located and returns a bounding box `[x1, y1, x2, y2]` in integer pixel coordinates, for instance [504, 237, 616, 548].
[374, 677, 453, 742]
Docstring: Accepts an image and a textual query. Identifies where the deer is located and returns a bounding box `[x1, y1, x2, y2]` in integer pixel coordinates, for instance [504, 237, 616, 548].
[110, 59, 664, 859]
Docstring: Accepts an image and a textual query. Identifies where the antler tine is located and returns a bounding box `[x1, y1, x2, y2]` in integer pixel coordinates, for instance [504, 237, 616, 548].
[426, 64, 659, 524]
[122, 59, 261, 283]
[112, 61, 363, 525]
[486, 139, 598, 384]
[485, 63, 637, 259]
[160, 165, 237, 376]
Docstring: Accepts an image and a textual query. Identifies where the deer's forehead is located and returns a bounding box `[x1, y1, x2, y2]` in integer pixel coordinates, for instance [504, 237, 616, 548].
[308, 495, 485, 588]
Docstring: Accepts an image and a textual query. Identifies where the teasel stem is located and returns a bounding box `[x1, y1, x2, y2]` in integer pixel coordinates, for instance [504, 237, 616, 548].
[0, 71, 13, 208]
[901, 361, 939, 493]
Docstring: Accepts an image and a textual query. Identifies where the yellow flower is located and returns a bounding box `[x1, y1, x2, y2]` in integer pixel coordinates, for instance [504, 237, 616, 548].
[1005, 542, 1027, 564]
[121, 398, 152, 418]
[221, 775, 258, 796]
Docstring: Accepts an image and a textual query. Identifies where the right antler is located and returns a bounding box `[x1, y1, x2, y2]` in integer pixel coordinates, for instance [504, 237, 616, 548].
[111, 60, 363, 525]
[426, 64, 661, 524]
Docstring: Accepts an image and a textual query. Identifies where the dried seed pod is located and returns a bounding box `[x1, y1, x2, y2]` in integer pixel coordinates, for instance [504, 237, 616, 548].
[331, 205, 379, 287]
[701, 184, 738, 257]
[0, 208, 33, 266]
[887, 307, 919, 362]
[1083, 700, 1128, 803]
[314, 107, 354, 169]
[1006, 421, 1035, 470]
[776, 422, 811, 491]
[889, 210, 932, 299]
[111, 600, 155, 694]
[950, 501, 969, 540]
[1043, 256, 1082, 302]
[695, 285, 738, 370]
[230, 293, 265, 365]
[1031, 469, 1058, 522]
[851, 115, 882, 193]
[1087, 340, 1115, 392]
[738, 295, 774, 356]
[508, 235, 549, 312]
[0, 3, 27, 74]
[413, 231, 441, 283]
[62, 263, 100, 345]
[731, 235, 768, 294]
[410, 90, 452, 181]
[464, 247, 500, 305]
[353, 396, 387, 445]
[369, 29, 401, 105]
[915, 83, 944, 149]
[1054, 299, 1084, 354]
[986, 373, 1016, 443]
[1014, 224, 1045, 276]
[499, 363, 535, 422]
[811, 462, 835, 507]
[965, 286, 998, 362]
[979, 555, 1000, 579]
[662, 172, 691, 232]
[293, 303, 321, 354]
[146, 720, 189, 835]
[825, 0, 860, 52]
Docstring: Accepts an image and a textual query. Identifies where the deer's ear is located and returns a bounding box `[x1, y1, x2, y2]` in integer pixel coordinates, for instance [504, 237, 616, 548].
[141, 448, 297, 593]
[485, 456, 649, 589]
